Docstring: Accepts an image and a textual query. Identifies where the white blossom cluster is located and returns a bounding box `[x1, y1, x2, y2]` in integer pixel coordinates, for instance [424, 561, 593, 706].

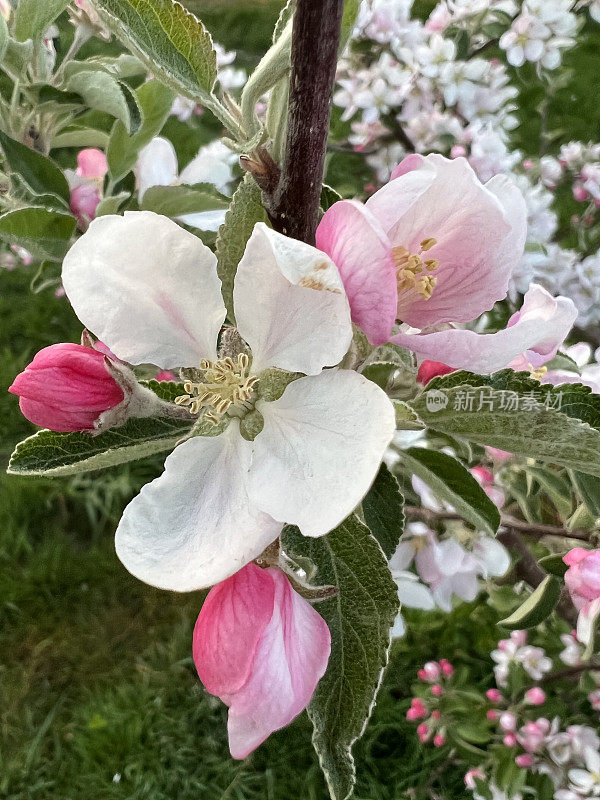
[335, 0, 600, 324]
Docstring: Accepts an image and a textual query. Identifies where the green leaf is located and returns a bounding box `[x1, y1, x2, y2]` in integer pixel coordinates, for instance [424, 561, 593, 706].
[52, 127, 110, 150]
[14, 0, 69, 42]
[3, 36, 34, 76]
[0, 207, 75, 261]
[0, 130, 70, 203]
[273, 0, 294, 42]
[399, 447, 501, 535]
[282, 516, 399, 800]
[362, 463, 404, 559]
[0, 12, 8, 62]
[140, 183, 228, 218]
[107, 78, 174, 182]
[321, 183, 342, 212]
[215, 173, 268, 323]
[538, 553, 568, 578]
[411, 379, 600, 477]
[63, 64, 142, 134]
[7, 382, 199, 477]
[95, 191, 130, 216]
[499, 575, 561, 630]
[93, 0, 217, 101]
[340, 0, 361, 51]
[572, 471, 600, 517]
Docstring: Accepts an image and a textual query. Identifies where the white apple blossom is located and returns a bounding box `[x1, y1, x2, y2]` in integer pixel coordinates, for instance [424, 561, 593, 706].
[135, 138, 237, 231]
[61, 212, 396, 591]
[569, 747, 600, 797]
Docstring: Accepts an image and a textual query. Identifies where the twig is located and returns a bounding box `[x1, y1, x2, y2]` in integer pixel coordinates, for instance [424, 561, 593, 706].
[264, 0, 345, 244]
[540, 661, 600, 684]
[497, 529, 578, 626]
[404, 505, 591, 542]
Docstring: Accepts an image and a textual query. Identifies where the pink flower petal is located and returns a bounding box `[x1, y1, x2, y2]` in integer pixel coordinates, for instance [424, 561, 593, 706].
[368, 155, 526, 329]
[226, 568, 331, 758]
[391, 285, 577, 374]
[193, 563, 275, 697]
[193, 565, 331, 759]
[316, 200, 396, 345]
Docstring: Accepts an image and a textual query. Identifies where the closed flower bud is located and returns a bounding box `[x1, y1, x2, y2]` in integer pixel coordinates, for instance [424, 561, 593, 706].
[9, 343, 124, 432]
[524, 687, 546, 706]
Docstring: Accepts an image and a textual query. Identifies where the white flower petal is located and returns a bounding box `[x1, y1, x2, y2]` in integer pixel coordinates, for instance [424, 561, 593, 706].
[395, 575, 435, 609]
[115, 423, 282, 591]
[136, 137, 178, 200]
[178, 209, 227, 232]
[249, 370, 395, 536]
[233, 223, 352, 375]
[62, 211, 226, 368]
[179, 142, 235, 195]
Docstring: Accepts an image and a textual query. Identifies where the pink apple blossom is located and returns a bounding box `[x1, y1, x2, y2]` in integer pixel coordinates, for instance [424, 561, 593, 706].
[193, 563, 330, 759]
[563, 549, 600, 611]
[515, 753, 534, 768]
[9, 343, 124, 432]
[486, 688, 504, 703]
[317, 154, 527, 347]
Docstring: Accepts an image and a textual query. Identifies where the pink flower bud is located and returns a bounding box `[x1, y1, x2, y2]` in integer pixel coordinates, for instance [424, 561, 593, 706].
[524, 688, 546, 706]
[406, 707, 421, 721]
[431, 709, 442, 720]
[487, 709, 498, 721]
[451, 145, 467, 159]
[421, 661, 442, 682]
[439, 659, 454, 677]
[431, 684, 443, 697]
[155, 370, 177, 382]
[523, 159, 533, 171]
[589, 689, 600, 710]
[517, 721, 546, 752]
[193, 563, 331, 759]
[9, 343, 124, 432]
[573, 185, 589, 202]
[417, 360, 455, 386]
[433, 733, 446, 747]
[486, 689, 503, 703]
[407, 698, 427, 720]
[515, 754, 534, 768]
[417, 723, 429, 742]
[70, 182, 102, 228]
[76, 148, 108, 181]
[503, 733, 517, 747]
[499, 712, 517, 732]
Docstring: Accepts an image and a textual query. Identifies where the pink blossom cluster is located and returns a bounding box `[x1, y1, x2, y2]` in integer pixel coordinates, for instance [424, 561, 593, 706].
[406, 658, 455, 747]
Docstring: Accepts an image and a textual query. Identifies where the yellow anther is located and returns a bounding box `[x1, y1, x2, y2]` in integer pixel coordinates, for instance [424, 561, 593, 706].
[393, 237, 439, 300]
[417, 275, 437, 300]
[175, 354, 258, 424]
[529, 364, 548, 382]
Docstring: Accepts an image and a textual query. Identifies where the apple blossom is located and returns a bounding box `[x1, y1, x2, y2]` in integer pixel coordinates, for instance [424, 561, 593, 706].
[61, 212, 396, 591]
[135, 138, 237, 231]
[525, 687, 547, 706]
[193, 563, 330, 759]
[316, 154, 527, 347]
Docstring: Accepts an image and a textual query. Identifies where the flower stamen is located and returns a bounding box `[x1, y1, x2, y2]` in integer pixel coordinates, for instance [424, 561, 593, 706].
[393, 238, 439, 301]
[175, 353, 258, 424]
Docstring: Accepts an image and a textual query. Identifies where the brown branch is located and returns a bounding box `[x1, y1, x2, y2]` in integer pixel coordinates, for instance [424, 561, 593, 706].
[497, 529, 578, 626]
[264, 0, 345, 244]
[540, 661, 600, 684]
[404, 506, 591, 542]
